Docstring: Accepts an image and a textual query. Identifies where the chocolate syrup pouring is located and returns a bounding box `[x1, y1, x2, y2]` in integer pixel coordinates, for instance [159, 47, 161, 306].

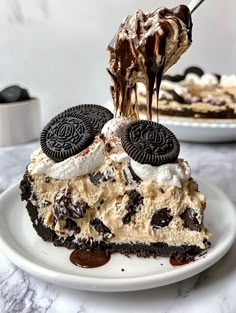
[107, 5, 192, 122]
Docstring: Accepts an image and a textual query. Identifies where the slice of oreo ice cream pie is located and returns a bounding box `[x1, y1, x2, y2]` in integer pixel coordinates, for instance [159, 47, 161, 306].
[20, 104, 210, 262]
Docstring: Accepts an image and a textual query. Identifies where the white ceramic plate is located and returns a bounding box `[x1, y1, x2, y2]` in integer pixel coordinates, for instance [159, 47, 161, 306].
[159, 116, 236, 143]
[0, 179, 235, 292]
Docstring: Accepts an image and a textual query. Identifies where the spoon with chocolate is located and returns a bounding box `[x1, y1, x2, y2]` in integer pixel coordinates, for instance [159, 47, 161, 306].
[107, 1, 207, 122]
[107, 5, 193, 121]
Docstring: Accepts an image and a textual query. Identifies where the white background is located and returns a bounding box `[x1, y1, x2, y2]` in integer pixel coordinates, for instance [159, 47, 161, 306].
[0, 0, 234, 125]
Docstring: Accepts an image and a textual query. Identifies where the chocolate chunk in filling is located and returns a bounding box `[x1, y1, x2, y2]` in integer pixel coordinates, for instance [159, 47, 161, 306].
[180, 207, 202, 231]
[53, 191, 69, 220]
[90, 218, 113, 239]
[65, 218, 81, 233]
[151, 208, 173, 229]
[41, 200, 51, 208]
[68, 200, 88, 219]
[53, 190, 88, 221]
[128, 164, 142, 183]
[122, 190, 144, 224]
[89, 169, 114, 186]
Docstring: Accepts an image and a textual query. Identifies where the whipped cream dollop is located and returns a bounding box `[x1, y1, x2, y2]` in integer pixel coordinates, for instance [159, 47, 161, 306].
[130, 159, 191, 188]
[28, 137, 106, 180]
[102, 117, 130, 162]
[183, 73, 219, 87]
[161, 73, 219, 92]
[101, 117, 130, 138]
[29, 115, 192, 187]
[28, 117, 131, 180]
[220, 74, 236, 87]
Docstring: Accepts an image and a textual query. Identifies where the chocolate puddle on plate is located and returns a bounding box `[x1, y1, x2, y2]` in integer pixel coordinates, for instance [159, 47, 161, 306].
[169, 255, 195, 266]
[70, 248, 197, 268]
[70, 249, 111, 268]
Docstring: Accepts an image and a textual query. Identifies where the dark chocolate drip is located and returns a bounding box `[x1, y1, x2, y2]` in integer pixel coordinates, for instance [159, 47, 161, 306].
[140, 30, 166, 121]
[133, 83, 139, 117]
[70, 249, 111, 268]
[155, 67, 165, 121]
[107, 16, 138, 118]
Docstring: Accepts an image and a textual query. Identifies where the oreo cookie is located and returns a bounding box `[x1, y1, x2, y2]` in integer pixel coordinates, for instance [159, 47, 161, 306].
[163, 66, 205, 84]
[184, 66, 204, 77]
[121, 121, 180, 166]
[0, 85, 30, 103]
[64, 104, 113, 135]
[162, 74, 185, 82]
[40, 112, 95, 162]
[213, 73, 221, 82]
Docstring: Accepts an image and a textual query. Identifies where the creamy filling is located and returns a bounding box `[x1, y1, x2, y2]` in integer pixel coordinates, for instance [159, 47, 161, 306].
[220, 75, 236, 87]
[30, 169, 208, 249]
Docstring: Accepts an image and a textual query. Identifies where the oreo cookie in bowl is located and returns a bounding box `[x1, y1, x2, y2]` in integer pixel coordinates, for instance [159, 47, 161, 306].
[0, 85, 41, 145]
[136, 67, 236, 142]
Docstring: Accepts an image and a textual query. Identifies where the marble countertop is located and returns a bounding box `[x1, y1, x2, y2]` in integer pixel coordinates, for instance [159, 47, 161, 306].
[1, 141, 236, 313]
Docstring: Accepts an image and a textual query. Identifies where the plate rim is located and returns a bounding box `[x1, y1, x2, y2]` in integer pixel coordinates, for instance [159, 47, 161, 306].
[0, 180, 236, 292]
[159, 116, 236, 128]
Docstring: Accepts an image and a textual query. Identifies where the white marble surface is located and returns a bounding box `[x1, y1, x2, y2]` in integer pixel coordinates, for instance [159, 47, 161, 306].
[1, 141, 236, 313]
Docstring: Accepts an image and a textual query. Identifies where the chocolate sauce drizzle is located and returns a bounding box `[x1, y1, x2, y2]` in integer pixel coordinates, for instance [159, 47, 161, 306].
[107, 5, 192, 121]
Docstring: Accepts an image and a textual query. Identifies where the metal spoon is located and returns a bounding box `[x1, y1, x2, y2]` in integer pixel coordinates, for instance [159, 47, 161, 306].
[188, 0, 206, 13]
